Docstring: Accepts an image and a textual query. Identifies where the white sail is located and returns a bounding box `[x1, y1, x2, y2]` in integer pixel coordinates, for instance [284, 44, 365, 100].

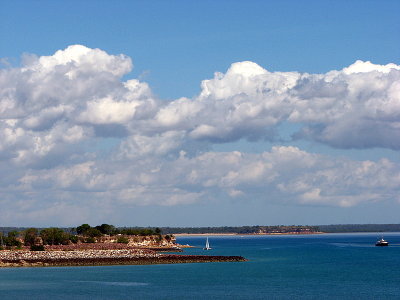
[204, 237, 212, 250]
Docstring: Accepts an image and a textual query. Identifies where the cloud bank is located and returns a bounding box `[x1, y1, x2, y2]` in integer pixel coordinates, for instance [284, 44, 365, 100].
[1, 45, 399, 225]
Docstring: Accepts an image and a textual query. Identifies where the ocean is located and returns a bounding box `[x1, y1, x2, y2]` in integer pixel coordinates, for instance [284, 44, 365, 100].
[1, 233, 399, 299]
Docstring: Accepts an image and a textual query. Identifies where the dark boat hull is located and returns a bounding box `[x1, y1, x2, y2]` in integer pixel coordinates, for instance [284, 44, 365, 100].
[375, 243, 389, 246]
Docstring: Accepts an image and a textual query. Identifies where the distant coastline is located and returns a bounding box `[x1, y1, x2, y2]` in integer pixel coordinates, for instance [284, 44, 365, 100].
[162, 224, 400, 235]
[174, 232, 325, 236]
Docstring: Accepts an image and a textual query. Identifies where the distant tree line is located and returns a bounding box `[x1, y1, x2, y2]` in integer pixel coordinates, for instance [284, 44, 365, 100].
[160, 225, 320, 234]
[318, 224, 400, 233]
[160, 224, 400, 234]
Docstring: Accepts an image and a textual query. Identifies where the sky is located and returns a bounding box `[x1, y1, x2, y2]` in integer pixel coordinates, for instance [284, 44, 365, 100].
[0, 0, 399, 227]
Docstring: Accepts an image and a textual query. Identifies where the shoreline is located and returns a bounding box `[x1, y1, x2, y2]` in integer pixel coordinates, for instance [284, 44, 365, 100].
[0, 249, 246, 268]
[174, 232, 325, 236]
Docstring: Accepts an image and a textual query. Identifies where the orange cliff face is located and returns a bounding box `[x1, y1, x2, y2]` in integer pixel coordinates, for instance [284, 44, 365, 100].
[9, 234, 178, 251]
[97, 235, 177, 248]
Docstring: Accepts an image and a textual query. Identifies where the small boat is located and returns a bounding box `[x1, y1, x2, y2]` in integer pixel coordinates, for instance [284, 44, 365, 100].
[203, 237, 212, 250]
[375, 237, 389, 246]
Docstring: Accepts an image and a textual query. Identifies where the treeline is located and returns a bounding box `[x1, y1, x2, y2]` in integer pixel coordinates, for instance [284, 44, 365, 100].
[161, 226, 257, 234]
[0, 224, 164, 250]
[2, 224, 400, 242]
[76, 224, 162, 236]
[0, 224, 163, 238]
[160, 225, 320, 234]
[0, 228, 77, 249]
[318, 224, 400, 233]
[0, 231, 23, 248]
[161, 224, 400, 234]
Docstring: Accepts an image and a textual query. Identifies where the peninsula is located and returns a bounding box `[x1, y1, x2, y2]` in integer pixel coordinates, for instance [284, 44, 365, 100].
[0, 224, 246, 268]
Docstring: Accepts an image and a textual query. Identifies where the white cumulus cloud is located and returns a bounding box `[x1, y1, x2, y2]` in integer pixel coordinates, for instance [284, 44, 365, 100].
[1, 45, 399, 225]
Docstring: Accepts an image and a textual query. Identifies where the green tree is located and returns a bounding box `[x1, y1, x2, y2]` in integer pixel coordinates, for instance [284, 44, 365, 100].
[23, 228, 39, 246]
[69, 234, 78, 244]
[40, 228, 70, 245]
[95, 224, 116, 235]
[5, 231, 22, 247]
[116, 236, 129, 244]
[140, 229, 154, 236]
[76, 224, 91, 235]
[84, 237, 96, 243]
[0, 232, 5, 249]
[86, 228, 102, 238]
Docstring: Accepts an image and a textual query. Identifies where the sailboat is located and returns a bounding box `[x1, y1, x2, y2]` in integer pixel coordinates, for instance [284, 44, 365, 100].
[203, 237, 212, 250]
[375, 237, 389, 246]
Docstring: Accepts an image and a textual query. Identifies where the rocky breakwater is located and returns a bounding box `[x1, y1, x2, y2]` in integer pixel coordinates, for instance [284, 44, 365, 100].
[0, 250, 247, 267]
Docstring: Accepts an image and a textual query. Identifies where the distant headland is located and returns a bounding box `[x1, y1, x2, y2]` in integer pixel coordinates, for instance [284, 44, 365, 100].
[159, 224, 400, 235]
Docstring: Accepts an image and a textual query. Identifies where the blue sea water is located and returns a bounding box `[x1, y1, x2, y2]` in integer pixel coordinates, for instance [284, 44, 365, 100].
[1, 233, 400, 299]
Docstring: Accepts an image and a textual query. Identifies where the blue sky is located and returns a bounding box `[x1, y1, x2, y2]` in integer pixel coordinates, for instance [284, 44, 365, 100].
[2, 0, 399, 98]
[0, 0, 399, 227]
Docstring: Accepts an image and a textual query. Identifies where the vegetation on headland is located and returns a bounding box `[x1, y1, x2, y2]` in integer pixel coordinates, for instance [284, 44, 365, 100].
[0, 224, 172, 250]
[0, 230, 23, 249]
[0, 224, 163, 237]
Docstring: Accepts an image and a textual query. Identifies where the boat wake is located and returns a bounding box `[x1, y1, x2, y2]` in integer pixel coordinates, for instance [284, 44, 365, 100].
[329, 243, 373, 248]
[75, 281, 149, 286]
